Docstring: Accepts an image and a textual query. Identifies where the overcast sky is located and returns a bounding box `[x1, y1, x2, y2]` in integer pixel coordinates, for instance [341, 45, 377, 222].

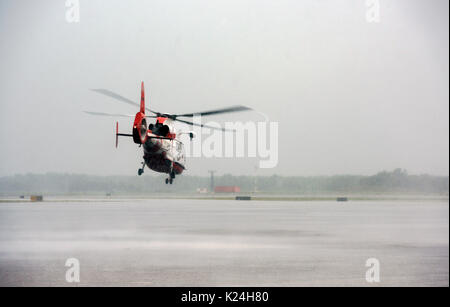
[0, 0, 448, 177]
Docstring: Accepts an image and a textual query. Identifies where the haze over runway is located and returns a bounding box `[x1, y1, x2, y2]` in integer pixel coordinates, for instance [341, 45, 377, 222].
[0, 0, 448, 177]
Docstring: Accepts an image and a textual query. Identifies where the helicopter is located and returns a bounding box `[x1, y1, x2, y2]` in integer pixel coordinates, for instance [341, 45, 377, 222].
[85, 82, 251, 184]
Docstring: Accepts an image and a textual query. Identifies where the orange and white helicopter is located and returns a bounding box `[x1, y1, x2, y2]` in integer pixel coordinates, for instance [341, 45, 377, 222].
[85, 82, 251, 184]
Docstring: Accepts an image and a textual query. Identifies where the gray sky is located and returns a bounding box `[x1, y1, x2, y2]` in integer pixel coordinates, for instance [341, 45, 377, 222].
[0, 0, 448, 177]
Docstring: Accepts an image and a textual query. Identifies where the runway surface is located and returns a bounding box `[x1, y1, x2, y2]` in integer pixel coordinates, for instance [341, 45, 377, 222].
[0, 199, 448, 286]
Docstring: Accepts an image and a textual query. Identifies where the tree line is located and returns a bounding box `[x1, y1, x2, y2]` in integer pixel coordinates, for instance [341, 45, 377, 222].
[0, 169, 448, 196]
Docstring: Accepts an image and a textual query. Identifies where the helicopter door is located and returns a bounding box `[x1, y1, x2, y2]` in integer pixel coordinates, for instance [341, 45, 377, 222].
[174, 140, 186, 165]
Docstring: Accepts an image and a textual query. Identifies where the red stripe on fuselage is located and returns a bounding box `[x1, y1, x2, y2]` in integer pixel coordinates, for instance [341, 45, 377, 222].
[156, 117, 167, 124]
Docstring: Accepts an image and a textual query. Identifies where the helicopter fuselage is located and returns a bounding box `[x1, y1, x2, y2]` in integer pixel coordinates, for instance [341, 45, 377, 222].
[143, 131, 186, 175]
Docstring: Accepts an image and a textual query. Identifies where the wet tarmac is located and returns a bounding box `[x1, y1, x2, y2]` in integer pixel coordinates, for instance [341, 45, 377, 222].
[0, 199, 448, 286]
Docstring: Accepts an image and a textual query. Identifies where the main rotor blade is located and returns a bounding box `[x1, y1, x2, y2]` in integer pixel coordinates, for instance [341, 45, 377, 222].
[90, 89, 157, 115]
[84, 110, 156, 118]
[175, 105, 252, 118]
[174, 118, 235, 132]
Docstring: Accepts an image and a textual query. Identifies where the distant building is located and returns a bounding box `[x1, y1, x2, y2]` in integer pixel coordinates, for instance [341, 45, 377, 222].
[196, 188, 208, 194]
[214, 186, 241, 193]
[30, 195, 43, 202]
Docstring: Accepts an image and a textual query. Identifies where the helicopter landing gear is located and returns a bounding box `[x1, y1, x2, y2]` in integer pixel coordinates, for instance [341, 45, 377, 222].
[138, 162, 145, 176]
[165, 172, 175, 184]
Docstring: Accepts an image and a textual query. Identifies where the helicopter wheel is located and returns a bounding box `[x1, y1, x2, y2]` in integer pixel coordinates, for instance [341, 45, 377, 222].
[165, 178, 169, 184]
[138, 169, 144, 176]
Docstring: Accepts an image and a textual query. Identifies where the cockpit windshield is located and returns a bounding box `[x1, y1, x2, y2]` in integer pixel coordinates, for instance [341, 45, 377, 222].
[149, 123, 170, 137]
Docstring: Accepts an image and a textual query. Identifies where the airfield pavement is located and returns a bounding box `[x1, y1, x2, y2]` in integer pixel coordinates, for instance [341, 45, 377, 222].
[0, 198, 448, 286]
